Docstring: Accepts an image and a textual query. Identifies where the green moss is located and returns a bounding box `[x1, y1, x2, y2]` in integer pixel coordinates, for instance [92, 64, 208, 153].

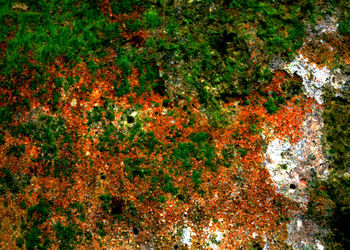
[0, 168, 17, 194]
[172, 142, 197, 163]
[24, 225, 49, 250]
[192, 168, 203, 190]
[124, 158, 151, 180]
[54, 222, 82, 249]
[281, 78, 303, 99]
[99, 193, 112, 213]
[158, 195, 166, 203]
[7, 144, 26, 157]
[98, 124, 120, 154]
[144, 9, 161, 29]
[338, 8, 350, 36]
[96, 221, 106, 237]
[237, 148, 247, 157]
[264, 98, 279, 114]
[0, 168, 30, 194]
[308, 89, 350, 248]
[27, 200, 50, 224]
[0, 1, 123, 76]
[21, 200, 52, 249]
[189, 132, 210, 144]
[87, 106, 103, 126]
[138, 131, 159, 153]
[0, 105, 13, 127]
[323, 99, 350, 170]
[53, 77, 64, 89]
[162, 174, 178, 195]
[263, 93, 286, 114]
[116, 55, 131, 77]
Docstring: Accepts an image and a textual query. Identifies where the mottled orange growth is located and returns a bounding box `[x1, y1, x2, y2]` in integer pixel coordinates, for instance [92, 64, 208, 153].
[300, 33, 350, 68]
[0, 37, 320, 249]
[264, 70, 287, 94]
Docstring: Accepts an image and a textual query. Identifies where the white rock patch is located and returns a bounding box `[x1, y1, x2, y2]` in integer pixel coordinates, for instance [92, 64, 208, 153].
[284, 54, 332, 104]
[206, 230, 224, 249]
[264, 106, 328, 204]
[287, 215, 327, 249]
[315, 21, 339, 34]
[265, 138, 302, 200]
[181, 226, 193, 246]
[316, 240, 325, 250]
[203, 221, 224, 249]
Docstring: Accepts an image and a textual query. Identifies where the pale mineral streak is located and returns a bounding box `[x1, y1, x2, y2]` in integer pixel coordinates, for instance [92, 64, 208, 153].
[181, 226, 193, 246]
[264, 105, 329, 249]
[264, 106, 328, 205]
[266, 44, 338, 248]
[286, 215, 327, 249]
[284, 54, 333, 104]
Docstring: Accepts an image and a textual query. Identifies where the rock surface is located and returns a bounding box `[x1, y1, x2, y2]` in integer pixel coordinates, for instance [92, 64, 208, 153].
[265, 105, 328, 205]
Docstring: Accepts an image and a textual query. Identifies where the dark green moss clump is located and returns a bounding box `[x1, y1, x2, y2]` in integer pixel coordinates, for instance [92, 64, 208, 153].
[54, 222, 83, 249]
[264, 93, 286, 114]
[324, 96, 350, 247]
[339, 7, 350, 36]
[281, 75, 303, 99]
[0, 168, 30, 194]
[308, 90, 350, 248]
[154, 0, 314, 103]
[323, 98, 350, 170]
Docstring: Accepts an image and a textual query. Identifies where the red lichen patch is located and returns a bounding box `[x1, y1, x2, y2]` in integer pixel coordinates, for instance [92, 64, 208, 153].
[0, 31, 318, 249]
[264, 70, 288, 94]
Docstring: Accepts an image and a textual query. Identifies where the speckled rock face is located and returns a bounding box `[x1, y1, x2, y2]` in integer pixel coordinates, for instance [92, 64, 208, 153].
[287, 215, 327, 250]
[263, 99, 329, 249]
[181, 226, 193, 246]
[263, 57, 332, 248]
[263, 25, 345, 246]
[263, 20, 350, 245]
[264, 106, 328, 205]
[284, 55, 333, 104]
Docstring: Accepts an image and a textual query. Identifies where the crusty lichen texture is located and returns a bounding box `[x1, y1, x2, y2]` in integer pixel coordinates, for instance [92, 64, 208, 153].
[0, 0, 349, 249]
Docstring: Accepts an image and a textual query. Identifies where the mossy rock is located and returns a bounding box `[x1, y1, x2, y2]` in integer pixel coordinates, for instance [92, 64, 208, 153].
[281, 73, 303, 99]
